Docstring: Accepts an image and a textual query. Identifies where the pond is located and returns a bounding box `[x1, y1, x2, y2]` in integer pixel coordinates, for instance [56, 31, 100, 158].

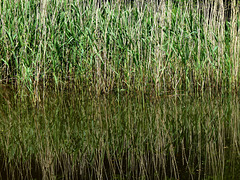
[0, 87, 240, 179]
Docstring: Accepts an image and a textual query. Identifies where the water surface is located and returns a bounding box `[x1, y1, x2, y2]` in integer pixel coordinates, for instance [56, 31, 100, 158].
[0, 88, 240, 179]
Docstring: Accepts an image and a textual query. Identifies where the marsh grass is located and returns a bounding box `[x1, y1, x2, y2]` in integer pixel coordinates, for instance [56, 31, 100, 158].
[0, 90, 240, 179]
[0, 0, 240, 97]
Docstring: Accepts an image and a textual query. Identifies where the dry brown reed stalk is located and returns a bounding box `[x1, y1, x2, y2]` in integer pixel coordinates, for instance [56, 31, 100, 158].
[230, 0, 240, 89]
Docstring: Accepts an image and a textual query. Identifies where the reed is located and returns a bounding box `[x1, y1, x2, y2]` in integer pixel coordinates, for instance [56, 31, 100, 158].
[0, 0, 239, 96]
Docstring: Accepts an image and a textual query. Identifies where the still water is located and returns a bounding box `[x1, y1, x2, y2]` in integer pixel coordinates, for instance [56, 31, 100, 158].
[0, 87, 240, 179]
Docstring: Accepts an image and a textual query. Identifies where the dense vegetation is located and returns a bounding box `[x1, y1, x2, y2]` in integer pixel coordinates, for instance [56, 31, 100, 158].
[0, 0, 240, 97]
[1, 1, 240, 179]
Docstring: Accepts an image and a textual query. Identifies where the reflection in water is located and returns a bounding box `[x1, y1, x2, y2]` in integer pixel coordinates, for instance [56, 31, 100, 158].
[0, 89, 240, 179]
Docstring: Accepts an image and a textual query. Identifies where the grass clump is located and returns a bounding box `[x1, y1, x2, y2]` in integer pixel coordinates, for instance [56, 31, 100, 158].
[0, 0, 240, 96]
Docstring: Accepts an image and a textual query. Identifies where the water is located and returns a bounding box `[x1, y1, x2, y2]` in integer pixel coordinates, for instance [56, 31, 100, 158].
[0, 86, 240, 179]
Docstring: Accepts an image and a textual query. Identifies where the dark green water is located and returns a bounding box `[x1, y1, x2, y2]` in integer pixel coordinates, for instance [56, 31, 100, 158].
[0, 86, 240, 179]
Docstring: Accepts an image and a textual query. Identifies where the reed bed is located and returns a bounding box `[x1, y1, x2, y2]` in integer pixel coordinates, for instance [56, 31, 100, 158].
[0, 91, 240, 179]
[0, 0, 239, 97]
